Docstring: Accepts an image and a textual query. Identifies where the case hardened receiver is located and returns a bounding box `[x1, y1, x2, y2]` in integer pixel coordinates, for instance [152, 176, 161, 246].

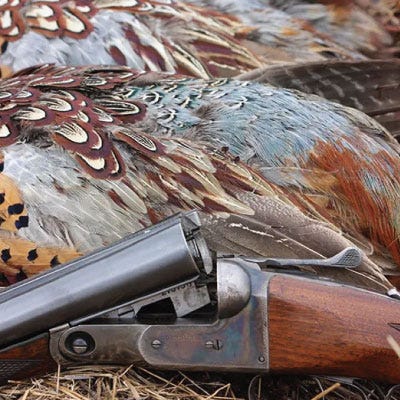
[49, 259, 271, 373]
[48, 245, 364, 373]
[0, 211, 212, 349]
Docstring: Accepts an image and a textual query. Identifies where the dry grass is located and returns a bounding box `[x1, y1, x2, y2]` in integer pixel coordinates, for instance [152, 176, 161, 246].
[0, 366, 242, 400]
[1, 367, 399, 400]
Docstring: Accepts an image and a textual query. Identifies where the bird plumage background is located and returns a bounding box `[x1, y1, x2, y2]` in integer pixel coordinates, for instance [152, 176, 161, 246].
[2, 1, 400, 397]
[0, 60, 398, 294]
[1, 0, 395, 75]
[1, 0, 400, 291]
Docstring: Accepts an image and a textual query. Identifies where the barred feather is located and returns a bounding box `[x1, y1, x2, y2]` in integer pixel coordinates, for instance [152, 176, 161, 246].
[239, 60, 400, 138]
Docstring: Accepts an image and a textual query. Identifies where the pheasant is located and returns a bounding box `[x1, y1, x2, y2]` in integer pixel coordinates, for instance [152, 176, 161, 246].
[0, 0, 269, 78]
[124, 64, 400, 277]
[188, 0, 394, 60]
[0, 64, 399, 296]
[4, 0, 400, 82]
[0, 0, 376, 80]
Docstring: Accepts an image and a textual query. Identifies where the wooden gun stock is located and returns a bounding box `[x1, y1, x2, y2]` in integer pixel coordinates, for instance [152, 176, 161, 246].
[269, 275, 400, 383]
[0, 334, 56, 384]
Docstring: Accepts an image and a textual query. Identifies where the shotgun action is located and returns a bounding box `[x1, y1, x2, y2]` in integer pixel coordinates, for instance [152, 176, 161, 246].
[1, 212, 400, 384]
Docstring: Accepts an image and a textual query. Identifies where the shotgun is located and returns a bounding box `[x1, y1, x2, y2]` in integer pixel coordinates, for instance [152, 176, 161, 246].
[1, 211, 400, 385]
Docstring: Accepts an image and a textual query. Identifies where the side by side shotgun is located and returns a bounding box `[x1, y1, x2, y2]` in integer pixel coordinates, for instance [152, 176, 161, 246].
[0, 212, 399, 384]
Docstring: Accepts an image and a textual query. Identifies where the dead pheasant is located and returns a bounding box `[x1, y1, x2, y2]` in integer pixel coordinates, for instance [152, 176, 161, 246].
[124, 64, 400, 279]
[187, 0, 395, 60]
[0, 0, 268, 78]
[0, 64, 400, 295]
[0, 0, 376, 80]
[4, 0, 400, 83]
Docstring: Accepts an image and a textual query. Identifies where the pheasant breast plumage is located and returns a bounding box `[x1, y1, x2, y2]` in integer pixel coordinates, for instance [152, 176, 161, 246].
[0, 65, 276, 280]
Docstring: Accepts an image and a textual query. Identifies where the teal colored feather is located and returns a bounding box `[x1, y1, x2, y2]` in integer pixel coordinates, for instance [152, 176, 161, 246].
[125, 76, 400, 272]
[128, 77, 396, 163]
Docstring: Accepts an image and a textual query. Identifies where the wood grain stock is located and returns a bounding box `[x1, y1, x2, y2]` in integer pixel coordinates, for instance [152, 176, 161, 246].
[0, 334, 57, 384]
[268, 275, 400, 383]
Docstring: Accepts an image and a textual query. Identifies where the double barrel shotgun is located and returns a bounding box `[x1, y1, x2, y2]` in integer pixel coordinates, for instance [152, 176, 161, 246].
[0, 211, 400, 384]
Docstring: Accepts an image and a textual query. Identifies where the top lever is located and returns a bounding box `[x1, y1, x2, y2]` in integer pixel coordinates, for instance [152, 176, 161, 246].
[244, 247, 361, 269]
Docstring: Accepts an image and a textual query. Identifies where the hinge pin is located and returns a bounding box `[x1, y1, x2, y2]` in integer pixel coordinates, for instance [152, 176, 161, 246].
[71, 337, 89, 354]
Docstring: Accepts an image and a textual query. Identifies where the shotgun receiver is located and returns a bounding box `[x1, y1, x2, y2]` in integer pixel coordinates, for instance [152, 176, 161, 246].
[1, 212, 400, 385]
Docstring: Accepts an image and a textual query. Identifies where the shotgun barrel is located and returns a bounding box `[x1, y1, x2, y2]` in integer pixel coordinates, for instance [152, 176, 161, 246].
[0, 212, 210, 348]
